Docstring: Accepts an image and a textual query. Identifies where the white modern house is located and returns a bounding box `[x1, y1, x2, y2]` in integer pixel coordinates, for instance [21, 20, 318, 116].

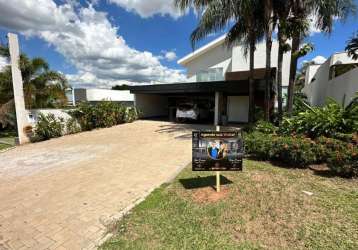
[303, 52, 358, 107]
[128, 35, 292, 124]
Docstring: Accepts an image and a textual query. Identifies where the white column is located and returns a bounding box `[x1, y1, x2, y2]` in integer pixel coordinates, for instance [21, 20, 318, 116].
[214, 91, 220, 126]
[8, 33, 30, 144]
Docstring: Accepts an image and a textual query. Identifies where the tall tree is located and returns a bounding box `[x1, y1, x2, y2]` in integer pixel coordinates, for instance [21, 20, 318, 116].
[286, 0, 356, 114]
[346, 31, 358, 60]
[273, 0, 291, 121]
[174, 0, 264, 123]
[263, 0, 274, 121]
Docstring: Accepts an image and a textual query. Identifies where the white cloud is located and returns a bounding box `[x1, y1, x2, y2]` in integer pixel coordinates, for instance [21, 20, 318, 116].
[158, 50, 177, 61]
[0, 56, 8, 72]
[108, 0, 182, 18]
[0, 0, 186, 88]
[164, 51, 177, 61]
[312, 55, 327, 64]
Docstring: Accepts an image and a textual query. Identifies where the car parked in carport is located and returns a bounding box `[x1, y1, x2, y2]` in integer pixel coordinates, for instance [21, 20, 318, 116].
[176, 102, 212, 122]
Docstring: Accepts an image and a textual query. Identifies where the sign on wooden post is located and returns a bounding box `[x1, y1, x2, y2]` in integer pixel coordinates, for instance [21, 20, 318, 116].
[192, 127, 244, 192]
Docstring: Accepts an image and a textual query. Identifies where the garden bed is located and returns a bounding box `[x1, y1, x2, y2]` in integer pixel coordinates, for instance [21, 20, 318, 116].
[101, 160, 358, 250]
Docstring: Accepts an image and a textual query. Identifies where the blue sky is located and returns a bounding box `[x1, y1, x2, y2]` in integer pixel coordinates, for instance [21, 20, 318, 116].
[0, 0, 357, 88]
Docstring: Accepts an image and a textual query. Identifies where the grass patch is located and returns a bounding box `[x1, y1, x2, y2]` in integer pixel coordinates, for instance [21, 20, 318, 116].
[0, 143, 12, 151]
[0, 130, 16, 149]
[101, 160, 358, 250]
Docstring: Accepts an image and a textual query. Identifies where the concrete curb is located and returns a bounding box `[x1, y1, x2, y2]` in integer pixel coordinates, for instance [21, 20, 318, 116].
[95, 161, 191, 248]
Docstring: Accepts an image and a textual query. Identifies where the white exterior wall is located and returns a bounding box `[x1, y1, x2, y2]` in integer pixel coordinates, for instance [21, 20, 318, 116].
[303, 52, 358, 107]
[303, 59, 331, 106]
[185, 44, 232, 81]
[227, 96, 249, 123]
[182, 39, 292, 87]
[232, 40, 292, 86]
[331, 52, 356, 65]
[326, 67, 358, 106]
[304, 64, 321, 86]
[86, 89, 134, 102]
[134, 94, 168, 118]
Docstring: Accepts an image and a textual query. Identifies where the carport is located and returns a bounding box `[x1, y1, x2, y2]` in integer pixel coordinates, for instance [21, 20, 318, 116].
[128, 80, 251, 125]
[129, 68, 277, 125]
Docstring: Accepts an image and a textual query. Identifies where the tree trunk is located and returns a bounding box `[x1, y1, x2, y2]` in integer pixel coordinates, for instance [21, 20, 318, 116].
[277, 30, 284, 121]
[264, 32, 273, 122]
[264, 0, 273, 122]
[287, 36, 300, 114]
[249, 39, 256, 123]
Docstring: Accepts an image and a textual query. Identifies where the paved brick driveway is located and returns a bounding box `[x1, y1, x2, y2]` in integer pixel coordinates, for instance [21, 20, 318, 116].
[0, 120, 208, 250]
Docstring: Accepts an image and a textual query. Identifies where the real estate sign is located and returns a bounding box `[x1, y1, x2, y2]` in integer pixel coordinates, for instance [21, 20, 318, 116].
[192, 131, 243, 171]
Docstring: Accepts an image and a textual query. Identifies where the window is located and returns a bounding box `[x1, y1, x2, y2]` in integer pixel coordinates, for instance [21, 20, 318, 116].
[197, 68, 224, 82]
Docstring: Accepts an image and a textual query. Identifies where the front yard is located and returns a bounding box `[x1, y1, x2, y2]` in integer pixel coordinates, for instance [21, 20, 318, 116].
[102, 160, 358, 250]
[0, 130, 16, 151]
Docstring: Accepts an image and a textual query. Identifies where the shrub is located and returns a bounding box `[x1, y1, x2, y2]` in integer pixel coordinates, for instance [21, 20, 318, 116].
[316, 137, 358, 176]
[245, 132, 318, 166]
[66, 117, 81, 134]
[254, 120, 278, 134]
[245, 132, 358, 176]
[124, 107, 139, 123]
[68, 101, 139, 131]
[34, 113, 64, 141]
[280, 96, 358, 139]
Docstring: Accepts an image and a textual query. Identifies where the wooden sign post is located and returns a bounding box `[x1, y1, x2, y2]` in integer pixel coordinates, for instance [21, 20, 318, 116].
[192, 126, 243, 192]
[216, 125, 220, 192]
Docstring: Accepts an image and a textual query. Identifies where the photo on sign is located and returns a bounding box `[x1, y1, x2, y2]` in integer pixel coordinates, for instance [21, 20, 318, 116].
[192, 131, 243, 171]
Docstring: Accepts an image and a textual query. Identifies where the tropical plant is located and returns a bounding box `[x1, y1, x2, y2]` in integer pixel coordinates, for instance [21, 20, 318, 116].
[345, 31, 358, 60]
[245, 131, 358, 176]
[273, 0, 292, 121]
[0, 45, 68, 128]
[65, 117, 82, 135]
[263, 0, 274, 121]
[68, 101, 138, 131]
[33, 113, 64, 141]
[286, 0, 356, 115]
[280, 96, 358, 138]
[175, 0, 264, 123]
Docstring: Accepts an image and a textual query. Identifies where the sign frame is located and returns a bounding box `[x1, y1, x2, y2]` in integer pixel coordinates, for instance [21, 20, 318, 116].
[192, 130, 244, 171]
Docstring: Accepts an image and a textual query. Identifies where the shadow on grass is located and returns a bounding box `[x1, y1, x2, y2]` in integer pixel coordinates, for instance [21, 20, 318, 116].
[179, 175, 233, 190]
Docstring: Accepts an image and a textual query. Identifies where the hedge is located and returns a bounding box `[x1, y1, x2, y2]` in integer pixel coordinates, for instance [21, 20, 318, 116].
[245, 132, 358, 177]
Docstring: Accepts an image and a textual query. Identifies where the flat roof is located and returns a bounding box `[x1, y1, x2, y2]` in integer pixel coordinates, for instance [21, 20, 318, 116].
[128, 80, 249, 95]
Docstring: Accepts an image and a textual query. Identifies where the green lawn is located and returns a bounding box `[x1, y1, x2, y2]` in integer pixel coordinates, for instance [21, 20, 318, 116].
[0, 130, 16, 151]
[101, 160, 358, 250]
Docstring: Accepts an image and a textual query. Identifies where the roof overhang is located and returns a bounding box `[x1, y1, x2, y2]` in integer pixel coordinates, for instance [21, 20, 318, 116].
[177, 35, 226, 66]
[128, 80, 248, 95]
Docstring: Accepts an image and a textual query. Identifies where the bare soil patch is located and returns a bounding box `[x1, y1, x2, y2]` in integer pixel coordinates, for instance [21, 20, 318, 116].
[191, 186, 230, 203]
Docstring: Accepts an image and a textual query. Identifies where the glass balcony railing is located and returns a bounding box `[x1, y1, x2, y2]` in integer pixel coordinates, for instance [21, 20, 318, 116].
[196, 68, 224, 82]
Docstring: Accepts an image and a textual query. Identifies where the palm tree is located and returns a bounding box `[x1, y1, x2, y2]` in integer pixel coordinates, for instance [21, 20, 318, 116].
[225, 0, 264, 123]
[175, 0, 264, 123]
[263, 0, 274, 121]
[286, 0, 356, 114]
[0, 46, 68, 109]
[0, 46, 68, 127]
[273, 0, 291, 121]
[346, 31, 358, 60]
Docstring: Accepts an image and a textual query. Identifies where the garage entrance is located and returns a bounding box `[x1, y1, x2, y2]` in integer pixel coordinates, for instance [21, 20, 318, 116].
[129, 81, 251, 125]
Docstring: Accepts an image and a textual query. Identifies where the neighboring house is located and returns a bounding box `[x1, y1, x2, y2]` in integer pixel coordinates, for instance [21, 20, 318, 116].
[128, 35, 291, 124]
[303, 52, 358, 107]
[68, 88, 134, 106]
